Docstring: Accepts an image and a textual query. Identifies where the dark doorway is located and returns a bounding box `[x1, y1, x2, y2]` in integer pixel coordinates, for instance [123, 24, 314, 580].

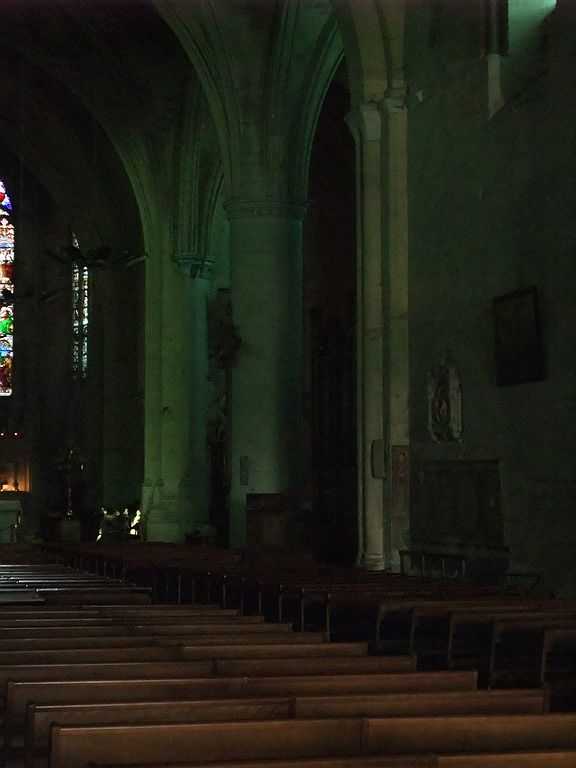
[304, 61, 357, 565]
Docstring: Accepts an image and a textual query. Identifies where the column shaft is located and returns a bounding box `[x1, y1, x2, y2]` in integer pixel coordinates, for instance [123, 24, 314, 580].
[383, 95, 411, 569]
[145, 252, 212, 542]
[142, 232, 167, 537]
[225, 201, 305, 547]
[348, 105, 386, 570]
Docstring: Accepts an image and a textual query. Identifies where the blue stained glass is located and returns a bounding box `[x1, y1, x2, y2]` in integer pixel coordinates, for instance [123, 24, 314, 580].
[0, 180, 12, 212]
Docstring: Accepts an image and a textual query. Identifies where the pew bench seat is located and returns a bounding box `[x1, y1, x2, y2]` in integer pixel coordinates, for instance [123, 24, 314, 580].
[4, 670, 479, 732]
[86, 751, 576, 768]
[49, 713, 576, 768]
[21, 688, 547, 765]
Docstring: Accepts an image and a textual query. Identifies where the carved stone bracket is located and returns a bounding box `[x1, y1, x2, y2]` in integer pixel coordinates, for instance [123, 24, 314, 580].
[224, 198, 308, 221]
[173, 252, 214, 280]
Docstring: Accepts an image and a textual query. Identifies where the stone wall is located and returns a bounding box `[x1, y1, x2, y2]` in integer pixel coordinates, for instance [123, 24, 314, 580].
[406, 2, 576, 594]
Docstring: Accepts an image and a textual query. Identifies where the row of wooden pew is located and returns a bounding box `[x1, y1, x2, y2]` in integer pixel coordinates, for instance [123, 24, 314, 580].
[0, 550, 575, 767]
[41, 542, 576, 699]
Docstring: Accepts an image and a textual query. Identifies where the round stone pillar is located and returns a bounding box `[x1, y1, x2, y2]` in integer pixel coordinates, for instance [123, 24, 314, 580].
[145, 251, 213, 542]
[178, 252, 212, 537]
[347, 104, 386, 570]
[224, 198, 307, 547]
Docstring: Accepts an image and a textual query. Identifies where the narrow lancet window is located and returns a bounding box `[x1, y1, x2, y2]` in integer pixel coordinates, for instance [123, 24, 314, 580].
[0, 180, 14, 396]
[72, 234, 89, 380]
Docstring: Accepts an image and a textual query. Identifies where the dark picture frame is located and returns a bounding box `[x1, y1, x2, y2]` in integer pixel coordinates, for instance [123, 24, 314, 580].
[492, 287, 544, 386]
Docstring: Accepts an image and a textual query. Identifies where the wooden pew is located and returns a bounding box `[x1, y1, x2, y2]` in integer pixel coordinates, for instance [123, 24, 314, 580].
[37, 588, 151, 605]
[5, 670, 478, 738]
[445, 611, 575, 671]
[86, 751, 576, 768]
[212, 655, 416, 677]
[24, 689, 546, 765]
[0, 614, 270, 627]
[0, 652, 417, 748]
[0, 606, 242, 618]
[488, 618, 576, 688]
[0, 640, 367, 667]
[408, 608, 576, 669]
[365, 713, 576, 753]
[49, 713, 576, 768]
[0, 631, 328, 651]
[445, 604, 576, 665]
[0, 660, 214, 718]
[242, 574, 514, 629]
[437, 752, 576, 767]
[377, 599, 576, 654]
[0, 620, 292, 640]
[0, 653, 414, 698]
[541, 625, 576, 689]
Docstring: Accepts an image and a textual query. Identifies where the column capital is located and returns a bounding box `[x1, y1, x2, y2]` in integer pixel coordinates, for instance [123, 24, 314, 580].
[173, 252, 214, 280]
[223, 198, 308, 221]
[346, 102, 382, 143]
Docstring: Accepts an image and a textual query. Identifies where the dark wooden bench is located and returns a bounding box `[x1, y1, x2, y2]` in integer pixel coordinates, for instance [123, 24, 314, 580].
[0, 653, 413, 700]
[0, 660, 215, 712]
[37, 588, 151, 605]
[365, 712, 576, 753]
[0, 619, 290, 640]
[407, 605, 576, 667]
[377, 598, 576, 653]
[447, 605, 576, 657]
[86, 751, 576, 768]
[23, 689, 546, 765]
[88, 758, 435, 768]
[211, 654, 415, 677]
[445, 609, 576, 669]
[488, 618, 576, 688]
[249, 576, 512, 630]
[0, 640, 366, 667]
[0, 606, 241, 618]
[0, 613, 269, 628]
[541, 626, 576, 687]
[0, 631, 328, 652]
[49, 713, 576, 768]
[5, 669, 478, 737]
[436, 751, 576, 766]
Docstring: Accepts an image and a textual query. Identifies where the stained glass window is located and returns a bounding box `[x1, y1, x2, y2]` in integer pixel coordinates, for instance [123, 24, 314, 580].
[0, 180, 14, 397]
[72, 234, 89, 380]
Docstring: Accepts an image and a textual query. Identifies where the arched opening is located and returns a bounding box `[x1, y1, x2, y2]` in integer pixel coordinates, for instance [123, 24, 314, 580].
[304, 59, 357, 565]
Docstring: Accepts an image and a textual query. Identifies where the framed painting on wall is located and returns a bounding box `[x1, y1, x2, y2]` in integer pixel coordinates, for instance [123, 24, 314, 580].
[492, 286, 544, 386]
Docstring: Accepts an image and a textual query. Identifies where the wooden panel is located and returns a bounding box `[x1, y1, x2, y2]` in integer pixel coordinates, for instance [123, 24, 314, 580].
[51, 719, 364, 768]
[366, 714, 576, 754]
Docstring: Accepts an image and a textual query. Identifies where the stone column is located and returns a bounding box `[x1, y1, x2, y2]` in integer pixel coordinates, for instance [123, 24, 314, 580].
[142, 231, 170, 540]
[224, 198, 307, 548]
[347, 104, 386, 570]
[382, 92, 411, 570]
[144, 246, 185, 542]
[145, 251, 213, 542]
[175, 252, 212, 537]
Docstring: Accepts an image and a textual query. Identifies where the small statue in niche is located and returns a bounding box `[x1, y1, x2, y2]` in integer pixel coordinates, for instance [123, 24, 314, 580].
[213, 313, 241, 368]
[427, 356, 462, 442]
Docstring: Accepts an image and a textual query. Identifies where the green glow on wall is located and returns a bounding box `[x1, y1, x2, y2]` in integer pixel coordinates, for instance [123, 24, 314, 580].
[503, 0, 557, 96]
[508, 0, 556, 51]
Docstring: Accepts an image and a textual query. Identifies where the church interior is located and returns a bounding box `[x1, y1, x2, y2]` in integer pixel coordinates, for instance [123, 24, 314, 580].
[0, 0, 575, 761]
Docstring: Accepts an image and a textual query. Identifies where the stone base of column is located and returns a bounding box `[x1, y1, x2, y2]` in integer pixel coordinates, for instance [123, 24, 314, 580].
[361, 552, 386, 571]
[145, 503, 182, 543]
